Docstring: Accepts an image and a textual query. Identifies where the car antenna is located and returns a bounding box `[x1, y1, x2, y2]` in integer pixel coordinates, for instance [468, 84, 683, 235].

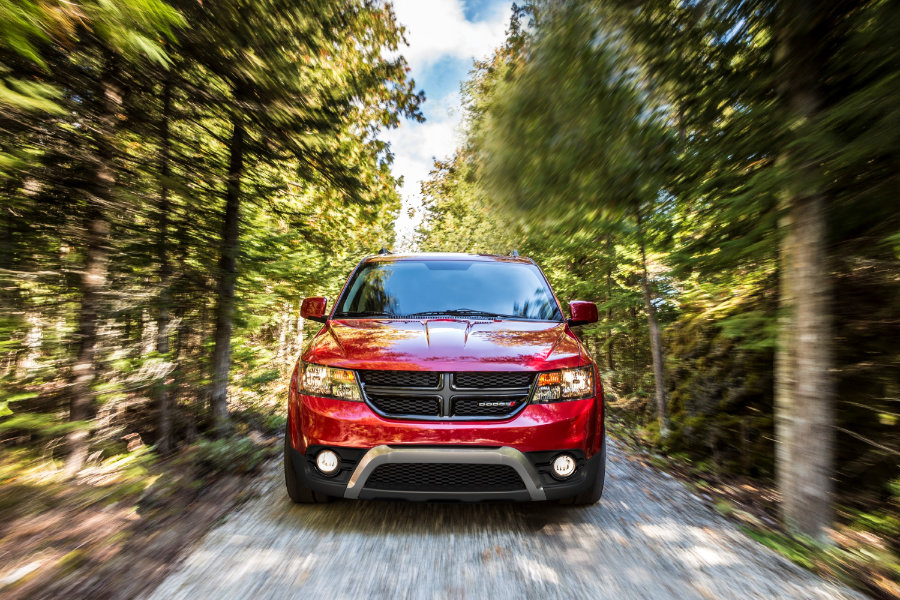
[378, 247, 392, 255]
[509, 250, 519, 257]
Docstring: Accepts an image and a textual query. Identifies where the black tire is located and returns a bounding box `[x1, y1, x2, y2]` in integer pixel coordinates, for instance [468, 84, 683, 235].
[284, 436, 331, 504]
[560, 435, 606, 505]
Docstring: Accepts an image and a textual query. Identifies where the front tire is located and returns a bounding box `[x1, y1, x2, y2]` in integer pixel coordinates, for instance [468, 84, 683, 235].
[284, 435, 331, 504]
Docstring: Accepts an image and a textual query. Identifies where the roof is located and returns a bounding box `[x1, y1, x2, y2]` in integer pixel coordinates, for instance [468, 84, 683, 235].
[363, 252, 533, 264]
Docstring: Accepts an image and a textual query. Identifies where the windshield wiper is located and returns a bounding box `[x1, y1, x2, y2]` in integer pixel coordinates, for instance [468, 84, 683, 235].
[405, 309, 518, 319]
[333, 311, 400, 318]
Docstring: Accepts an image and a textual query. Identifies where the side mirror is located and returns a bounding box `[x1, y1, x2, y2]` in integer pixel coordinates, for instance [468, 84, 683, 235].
[301, 297, 328, 323]
[567, 300, 598, 327]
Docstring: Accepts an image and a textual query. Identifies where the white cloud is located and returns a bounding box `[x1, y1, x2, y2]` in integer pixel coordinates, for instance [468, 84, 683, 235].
[383, 92, 461, 249]
[391, 0, 508, 72]
[384, 1, 511, 250]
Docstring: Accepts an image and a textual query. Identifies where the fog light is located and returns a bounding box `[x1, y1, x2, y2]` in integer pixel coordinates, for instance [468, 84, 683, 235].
[316, 449, 340, 476]
[552, 454, 576, 479]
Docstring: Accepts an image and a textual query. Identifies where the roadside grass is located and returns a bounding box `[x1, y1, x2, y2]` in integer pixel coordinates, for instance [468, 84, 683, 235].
[743, 526, 900, 598]
[607, 417, 900, 599]
[0, 377, 284, 598]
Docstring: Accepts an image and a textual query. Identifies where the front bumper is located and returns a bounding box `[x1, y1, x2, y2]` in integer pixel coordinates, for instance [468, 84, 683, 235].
[288, 441, 606, 502]
[288, 393, 604, 457]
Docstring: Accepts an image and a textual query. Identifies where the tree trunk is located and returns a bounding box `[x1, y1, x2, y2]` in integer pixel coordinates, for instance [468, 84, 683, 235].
[605, 235, 614, 371]
[277, 307, 290, 370]
[776, 193, 833, 540]
[1, 187, 24, 379]
[209, 116, 245, 434]
[628, 305, 638, 394]
[774, 0, 834, 541]
[156, 75, 173, 453]
[64, 60, 119, 476]
[637, 214, 669, 437]
[173, 208, 190, 362]
[294, 312, 304, 358]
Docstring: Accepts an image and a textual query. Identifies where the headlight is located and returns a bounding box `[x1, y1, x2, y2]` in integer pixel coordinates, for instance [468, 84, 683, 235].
[299, 363, 362, 401]
[532, 366, 594, 402]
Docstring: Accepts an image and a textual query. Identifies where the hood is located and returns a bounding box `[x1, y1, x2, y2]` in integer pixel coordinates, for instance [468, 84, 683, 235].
[304, 318, 587, 372]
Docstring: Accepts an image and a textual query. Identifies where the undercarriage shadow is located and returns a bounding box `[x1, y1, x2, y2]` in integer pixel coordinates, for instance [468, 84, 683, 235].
[281, 494, 601, 536]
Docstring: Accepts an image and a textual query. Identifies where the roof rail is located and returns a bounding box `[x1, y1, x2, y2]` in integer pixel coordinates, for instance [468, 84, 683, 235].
[509, 250, 519, 257]
[378, 247, 392, 255]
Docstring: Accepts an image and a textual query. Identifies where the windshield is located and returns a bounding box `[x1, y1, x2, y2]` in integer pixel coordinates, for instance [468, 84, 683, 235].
[334, 260, 563, 321]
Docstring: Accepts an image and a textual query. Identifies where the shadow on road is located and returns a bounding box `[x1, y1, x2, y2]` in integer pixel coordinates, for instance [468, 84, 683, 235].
[280, 496, 591, 536]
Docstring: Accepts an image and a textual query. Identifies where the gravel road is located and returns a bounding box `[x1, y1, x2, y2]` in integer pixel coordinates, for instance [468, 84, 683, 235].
[146, 439, 863, 600]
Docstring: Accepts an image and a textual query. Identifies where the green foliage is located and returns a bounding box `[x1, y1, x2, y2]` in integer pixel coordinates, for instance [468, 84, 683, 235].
[418, 0, 899, 540]
[743, 528, 820, 570]
[888, 478, 900, 498]
[849, 510, 900, 538]
[743, 525, 900, 596]
[0, 392, 36, 417]
[191, 436, 269, 474]
[417, 152, 517, 253]
[477, 3, 671, 227]
[0, 414, 91, 436]
[0, 0, 419, 466]
[0, 0, 56, 67]
[85, 0, 184, 63]
[263, 414, 286, 433]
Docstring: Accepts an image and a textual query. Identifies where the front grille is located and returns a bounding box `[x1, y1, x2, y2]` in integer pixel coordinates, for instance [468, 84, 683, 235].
[364, 463, 526, 492]
[367, 394, 441, 417]
[453, 372, 535, 389]
[360, 369, 535, 420]
[358, 370, 440, 388]
[451, 396, 527, 416]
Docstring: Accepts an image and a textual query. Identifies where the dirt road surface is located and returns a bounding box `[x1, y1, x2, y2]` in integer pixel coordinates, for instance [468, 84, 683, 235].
[146, 440, 863, 600]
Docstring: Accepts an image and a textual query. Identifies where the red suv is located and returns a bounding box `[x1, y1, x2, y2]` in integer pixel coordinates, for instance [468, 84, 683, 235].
[285, 252, 605, 504]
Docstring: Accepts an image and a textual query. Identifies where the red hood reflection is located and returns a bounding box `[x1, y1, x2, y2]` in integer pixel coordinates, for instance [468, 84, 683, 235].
[303, 318, 588, 371]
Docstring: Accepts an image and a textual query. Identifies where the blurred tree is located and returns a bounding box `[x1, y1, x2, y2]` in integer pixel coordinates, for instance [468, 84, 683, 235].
[474, 2, 675, 435]
[772, 0, 839, 542]
[417, 152, 517, 254]
[154, 71, 175, 453]
[616, 0, 897, 540]
[0, 0, 419, 469]
[0, 0, 186, 474]
[173, 0, 421, 433]
[419, 0, 899, 545]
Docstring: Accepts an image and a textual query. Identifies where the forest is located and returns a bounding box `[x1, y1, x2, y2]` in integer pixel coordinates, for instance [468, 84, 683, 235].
[0, 2, 421, 592]
[1, 1, 419, 452]
[415, 0, 899, 592]
[0, 0, 898, 597]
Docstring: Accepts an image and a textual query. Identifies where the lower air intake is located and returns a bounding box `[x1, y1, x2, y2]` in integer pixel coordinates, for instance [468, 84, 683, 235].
[364, 463, 526, 492]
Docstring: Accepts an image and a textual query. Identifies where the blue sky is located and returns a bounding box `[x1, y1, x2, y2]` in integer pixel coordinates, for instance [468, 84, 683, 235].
[382, 0, 513, 248]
